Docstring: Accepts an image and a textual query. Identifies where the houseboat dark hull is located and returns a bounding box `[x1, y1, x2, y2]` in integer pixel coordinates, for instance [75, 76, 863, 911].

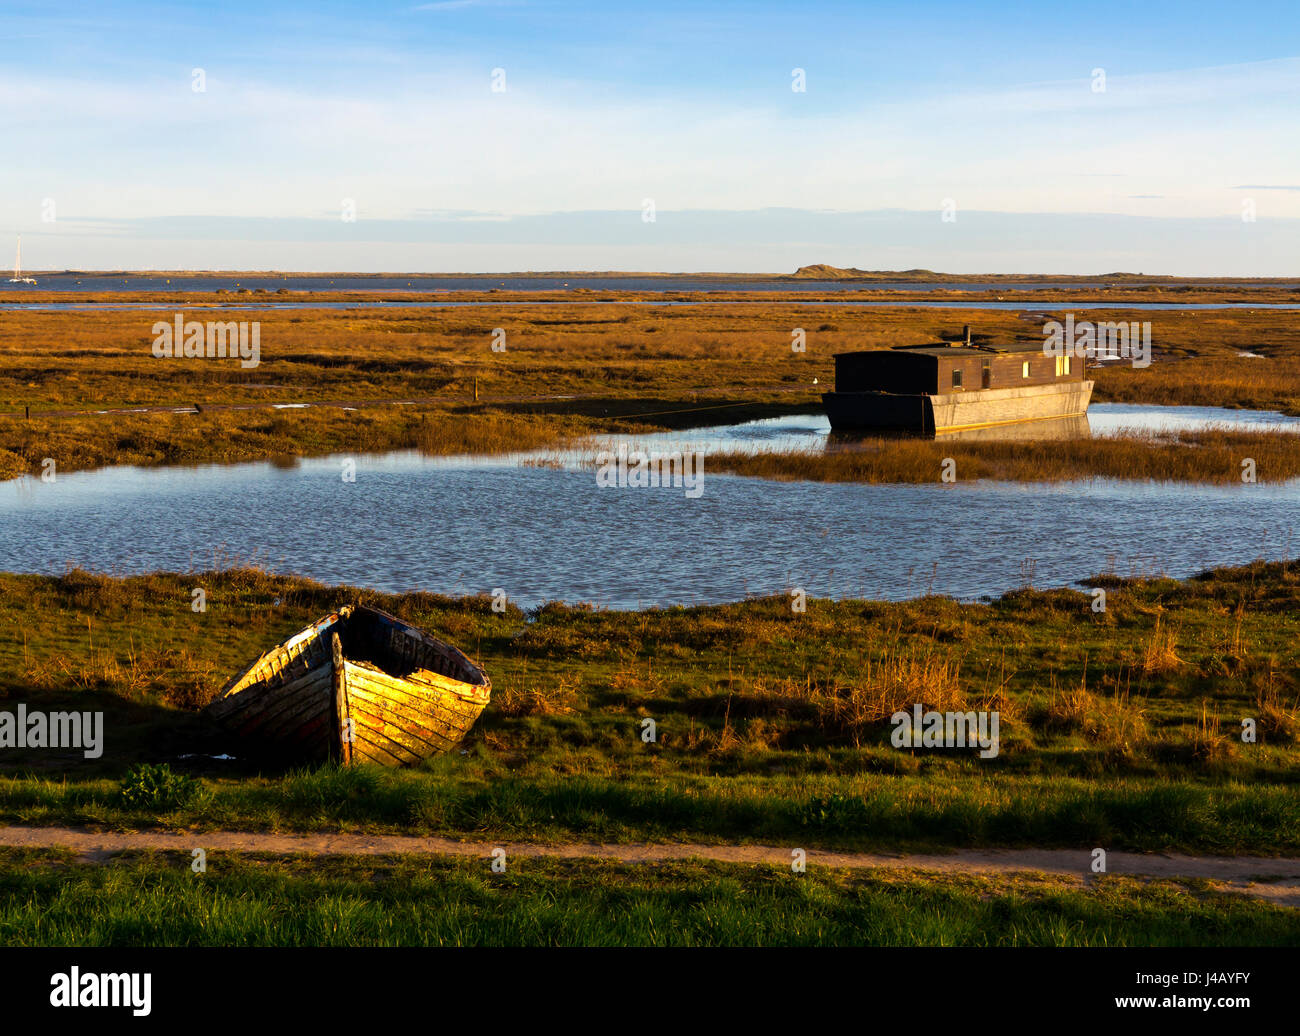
[822, 380, 1094, 436]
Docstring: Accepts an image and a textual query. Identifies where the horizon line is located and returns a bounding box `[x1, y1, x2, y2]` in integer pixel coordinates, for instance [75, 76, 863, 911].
[5, 268, 1299, 280]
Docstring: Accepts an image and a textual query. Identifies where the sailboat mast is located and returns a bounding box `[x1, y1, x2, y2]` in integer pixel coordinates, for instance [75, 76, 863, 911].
[8, 235, 35, 284]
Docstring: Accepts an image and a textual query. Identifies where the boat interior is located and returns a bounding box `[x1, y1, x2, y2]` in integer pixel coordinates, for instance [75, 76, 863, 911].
[335, 607, 488, 688]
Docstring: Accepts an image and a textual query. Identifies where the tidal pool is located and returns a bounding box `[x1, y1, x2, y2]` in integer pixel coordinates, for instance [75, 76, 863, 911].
[2, 406, 1295, 609]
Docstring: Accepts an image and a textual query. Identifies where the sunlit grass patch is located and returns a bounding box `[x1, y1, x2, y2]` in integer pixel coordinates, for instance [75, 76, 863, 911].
[0, 847, 1292, 947]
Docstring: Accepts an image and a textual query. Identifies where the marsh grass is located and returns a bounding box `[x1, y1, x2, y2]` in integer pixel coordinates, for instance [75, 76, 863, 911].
[1255, 684, 1300, 745]
[732, 651, 969, 748]
[0, 406, 610, 481]
[3, 301, 1299, 480]
[5, 767, 1300, 854]
[1142, 617, 1186, 674]
[1030, 678, 1149, 752]
[711, 428, 1300, 484]
[492, 674, 583, 717]
[1190, 703, 1239, 766]
[1, 562, 1298, 850]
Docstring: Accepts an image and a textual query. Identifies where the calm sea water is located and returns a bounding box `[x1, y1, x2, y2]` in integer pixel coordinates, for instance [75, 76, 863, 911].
[3, 300, 1299, 313]
[4, 274, 1273, 294]
[573, 405, 1300, 454]
[3, 407, 1295, 609]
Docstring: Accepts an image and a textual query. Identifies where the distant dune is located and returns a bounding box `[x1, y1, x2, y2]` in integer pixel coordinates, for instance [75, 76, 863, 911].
[786, 265, 1293, 283]
[789, 264, 957, 280]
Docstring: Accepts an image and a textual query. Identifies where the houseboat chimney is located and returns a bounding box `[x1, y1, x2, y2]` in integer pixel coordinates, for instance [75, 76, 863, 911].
[963, 324, 971, 347]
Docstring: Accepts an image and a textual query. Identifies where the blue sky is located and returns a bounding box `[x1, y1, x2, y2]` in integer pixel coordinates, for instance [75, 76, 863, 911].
[2, 1, 1298, 273]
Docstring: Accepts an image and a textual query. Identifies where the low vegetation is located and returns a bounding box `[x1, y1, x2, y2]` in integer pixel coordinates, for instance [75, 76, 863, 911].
[710, 428, 1300, 484]
[0, 848, 1291, 946]
[117, 763, 202, 811]
[1, 562, 1297, 852]
[0, 408, 612, 481]
[2, 299, 1298, 481]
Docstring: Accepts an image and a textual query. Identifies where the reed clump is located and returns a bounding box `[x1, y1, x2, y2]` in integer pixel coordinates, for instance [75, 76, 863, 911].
[1254, 685, 1300, 744]
[493, 675, 583, 718]
[711, 428, 1300, 485]
[1141, 618, 1185, 675]
[737, 650, 968, 747]
[1188, 703, 1239, 765]
[1029, 680, 1148, 752]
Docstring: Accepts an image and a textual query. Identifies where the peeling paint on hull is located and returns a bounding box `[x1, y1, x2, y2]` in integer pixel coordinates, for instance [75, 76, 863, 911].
[204, 606, 491, 765]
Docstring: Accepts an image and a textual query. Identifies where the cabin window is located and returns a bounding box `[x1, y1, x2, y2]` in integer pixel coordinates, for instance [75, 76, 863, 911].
[1055, 356, 1063, 377]
[981, 359, 991, 388]
[1022, 360, 1031, 378]
[952, 368, 963, 389]
[1063, 355, 1071, 375]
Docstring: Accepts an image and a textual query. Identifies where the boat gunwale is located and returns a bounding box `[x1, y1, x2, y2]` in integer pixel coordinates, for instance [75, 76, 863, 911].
[354, 603, 492, 693]
[212, 610, 345, 702]
[207, 604, 490, 714]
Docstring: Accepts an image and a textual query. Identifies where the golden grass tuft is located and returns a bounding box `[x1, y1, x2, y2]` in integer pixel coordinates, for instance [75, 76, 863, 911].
[1141, 617, 1185, 675]
[1190, 702, 1239, 764]
[1254, 684, 1300, 745]
[491, 675, 582, 718]
[750, 650, 969, 747]
[1032, 676, 1148, 751]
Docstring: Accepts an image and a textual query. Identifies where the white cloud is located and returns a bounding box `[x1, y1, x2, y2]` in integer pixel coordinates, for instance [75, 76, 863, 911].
[0, 53, 1297, 267]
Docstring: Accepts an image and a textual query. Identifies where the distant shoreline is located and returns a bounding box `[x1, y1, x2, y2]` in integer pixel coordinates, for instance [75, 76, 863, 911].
[6, 268, 1299, 284]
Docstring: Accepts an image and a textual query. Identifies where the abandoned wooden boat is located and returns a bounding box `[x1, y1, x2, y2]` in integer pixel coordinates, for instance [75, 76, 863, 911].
[205, 605, 491, 766]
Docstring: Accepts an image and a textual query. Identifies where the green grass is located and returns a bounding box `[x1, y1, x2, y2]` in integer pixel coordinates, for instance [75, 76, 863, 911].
[0, 848, 1291, 947]
[4, 769, 1300, 854]
[1, 562, 1297, 851]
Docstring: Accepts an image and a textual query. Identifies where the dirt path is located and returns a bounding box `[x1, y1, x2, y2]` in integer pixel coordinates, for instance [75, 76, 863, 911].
[2, 826, 1297, 905]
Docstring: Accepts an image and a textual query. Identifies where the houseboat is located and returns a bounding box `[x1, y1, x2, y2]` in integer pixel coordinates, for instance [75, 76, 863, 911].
[821, 329, 1093, 436]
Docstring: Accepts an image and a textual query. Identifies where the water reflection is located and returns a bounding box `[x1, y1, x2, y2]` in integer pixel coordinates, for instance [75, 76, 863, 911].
[6, 300, 1300, 313]
[601, 404, 1300, 460]
[827, 414, 1093, 447]
[2, 404, 1296, 610]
